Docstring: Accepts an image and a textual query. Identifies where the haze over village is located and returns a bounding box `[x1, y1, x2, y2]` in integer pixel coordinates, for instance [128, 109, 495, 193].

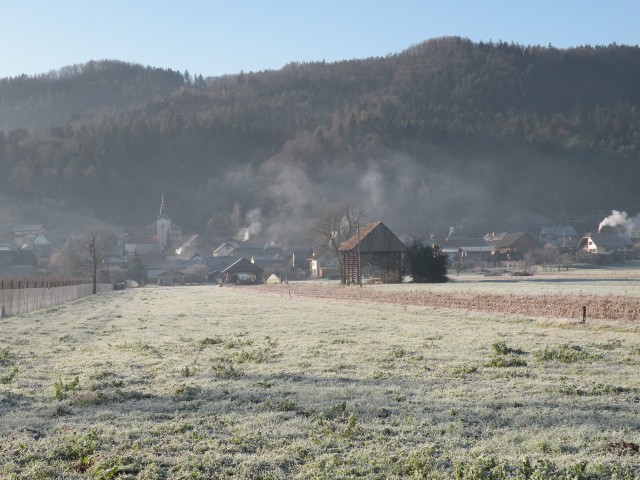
[3, 2, 640, 478]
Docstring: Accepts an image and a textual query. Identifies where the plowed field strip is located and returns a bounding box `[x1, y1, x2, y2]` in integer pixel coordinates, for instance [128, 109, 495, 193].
[248, 284, 640, 322]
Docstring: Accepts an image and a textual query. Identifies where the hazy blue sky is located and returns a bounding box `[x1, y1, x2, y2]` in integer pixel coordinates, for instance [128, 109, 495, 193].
[2, 1, 639, 79]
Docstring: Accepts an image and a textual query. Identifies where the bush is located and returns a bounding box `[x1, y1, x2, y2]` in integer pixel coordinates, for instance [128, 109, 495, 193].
[406, 242, 449, 283]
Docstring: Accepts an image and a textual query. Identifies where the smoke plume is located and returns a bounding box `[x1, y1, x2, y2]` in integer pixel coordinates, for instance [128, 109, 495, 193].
[598, 210, 639, 236]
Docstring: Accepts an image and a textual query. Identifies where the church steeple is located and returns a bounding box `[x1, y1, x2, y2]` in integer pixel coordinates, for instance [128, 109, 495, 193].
[159, 194, 167, 218]
[157, 194, 171, 250]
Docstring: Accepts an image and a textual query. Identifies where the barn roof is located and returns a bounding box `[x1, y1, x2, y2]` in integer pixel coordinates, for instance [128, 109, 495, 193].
[222, 257, 264, 274]
[338, 221, 407, 253]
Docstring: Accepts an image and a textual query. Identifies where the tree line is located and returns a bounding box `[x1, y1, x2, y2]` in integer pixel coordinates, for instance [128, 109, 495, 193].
[1, 37, 639, 237]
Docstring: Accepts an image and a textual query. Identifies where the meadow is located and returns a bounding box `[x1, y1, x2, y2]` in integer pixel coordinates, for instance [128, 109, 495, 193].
[1, 275, 640, 479]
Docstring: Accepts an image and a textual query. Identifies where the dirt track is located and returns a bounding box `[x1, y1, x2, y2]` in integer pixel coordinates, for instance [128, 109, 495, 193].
[247, 283, 640, 322]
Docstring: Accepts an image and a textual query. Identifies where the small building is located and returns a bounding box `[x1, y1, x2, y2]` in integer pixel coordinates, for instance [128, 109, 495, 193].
[266, 274, 281, 284]
[338, 221, 407, 284]
[222, 257, 264, 285]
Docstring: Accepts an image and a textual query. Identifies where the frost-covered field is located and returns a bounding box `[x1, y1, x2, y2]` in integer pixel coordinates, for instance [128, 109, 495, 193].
[1, 282, 640, 478]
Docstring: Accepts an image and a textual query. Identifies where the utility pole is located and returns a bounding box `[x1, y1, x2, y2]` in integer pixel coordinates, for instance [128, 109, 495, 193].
[89, 231, 97, 294]
[356, 223, 362, 287]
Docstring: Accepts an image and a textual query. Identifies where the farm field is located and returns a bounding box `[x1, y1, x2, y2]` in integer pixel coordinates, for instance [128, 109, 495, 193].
[2, 278, 640, 478]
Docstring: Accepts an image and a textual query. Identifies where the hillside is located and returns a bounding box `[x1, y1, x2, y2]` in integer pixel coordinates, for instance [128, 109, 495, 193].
[1, 37, 640, 240]
[0, 60, 185, 130]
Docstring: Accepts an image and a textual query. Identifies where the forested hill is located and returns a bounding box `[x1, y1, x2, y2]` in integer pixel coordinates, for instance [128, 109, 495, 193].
[1, 37, 640, 241]
[0, 60, 185, 130]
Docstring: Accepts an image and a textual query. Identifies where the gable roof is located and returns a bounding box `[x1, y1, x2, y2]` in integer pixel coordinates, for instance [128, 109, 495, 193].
[138, 252, 165, 266]
[338, 221, 407, 253]
[490, 232, 540, 249]
[484, 232, 509, 242]
[212, 242, 239, 256]
[222, 257, 264, 274]
[582, 231, 630, 248]
[203, 256, 237, 272]
[11, 224, 47, 233]
[146, 257, 202, 271]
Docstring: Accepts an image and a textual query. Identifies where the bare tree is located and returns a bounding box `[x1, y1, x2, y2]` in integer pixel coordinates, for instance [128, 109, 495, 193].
[310, 200, 364, 276]
[48, 229, 118, 277]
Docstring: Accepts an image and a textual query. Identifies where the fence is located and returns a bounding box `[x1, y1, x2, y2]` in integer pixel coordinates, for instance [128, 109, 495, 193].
[0, 279, 113, 318]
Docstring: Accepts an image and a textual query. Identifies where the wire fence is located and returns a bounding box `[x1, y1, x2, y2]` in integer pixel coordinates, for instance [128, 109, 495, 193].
[0, 278, 113, 318]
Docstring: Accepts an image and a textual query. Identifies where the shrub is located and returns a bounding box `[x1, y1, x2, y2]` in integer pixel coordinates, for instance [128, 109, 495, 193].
[492, 342, 525, 355]
[534, 344, 593, 363]
[197, 336, 223, 349]
[486, 355, 527, 368]
[406, 242, 449, 283]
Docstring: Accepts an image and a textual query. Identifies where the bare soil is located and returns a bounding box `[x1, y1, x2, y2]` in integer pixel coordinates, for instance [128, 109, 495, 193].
[249, 283, 640, 322]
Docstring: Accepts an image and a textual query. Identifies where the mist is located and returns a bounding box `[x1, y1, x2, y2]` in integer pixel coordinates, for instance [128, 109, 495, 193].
[211, 145, 555, 246]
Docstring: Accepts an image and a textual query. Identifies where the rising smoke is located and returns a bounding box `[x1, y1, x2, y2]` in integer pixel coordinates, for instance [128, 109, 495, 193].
[598, 210, 640, 236]
[202, 145, 563, 245]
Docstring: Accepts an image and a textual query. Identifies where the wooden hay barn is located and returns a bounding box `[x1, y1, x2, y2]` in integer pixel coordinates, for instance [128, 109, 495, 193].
[338, 221, 407, 284]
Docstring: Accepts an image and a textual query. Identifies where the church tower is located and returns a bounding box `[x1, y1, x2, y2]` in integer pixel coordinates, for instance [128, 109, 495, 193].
[157, 194, 172, 251]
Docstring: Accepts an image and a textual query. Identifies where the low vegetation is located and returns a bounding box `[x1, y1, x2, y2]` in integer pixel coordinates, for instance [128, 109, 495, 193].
[1, 283, 640, 478]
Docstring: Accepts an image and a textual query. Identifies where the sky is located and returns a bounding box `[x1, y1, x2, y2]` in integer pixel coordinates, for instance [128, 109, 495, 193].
[2, 1, 640, 79]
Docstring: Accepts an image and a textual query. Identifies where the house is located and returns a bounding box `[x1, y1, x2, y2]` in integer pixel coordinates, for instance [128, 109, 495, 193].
[0, 249, 39, 277]
[203, 256, 238, 283]
[539, 226, 578, 249]
[577, 231, 631, 260]
[483, 232, 509, 243]
[138, 252, 165, 267]
[124, 235, 162, 254]
[290, 248, 314, 271]
[438, 237, 495, 263]
[308, 252, 339, 280]
[485, 232, 541, 260]
[222, 257, 264, 285]
[146, 255, 206, 281]
[155, 269, 204, 286]
[122, 226, 161, 254]
[212, 242, 239, 257]
[338, 221, 407, 284]
[11, 225, 49, 247]
[228, 244, 284, 260]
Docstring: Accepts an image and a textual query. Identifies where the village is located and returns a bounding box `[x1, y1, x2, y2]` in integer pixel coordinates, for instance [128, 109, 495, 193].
[1, 197, 638, 286]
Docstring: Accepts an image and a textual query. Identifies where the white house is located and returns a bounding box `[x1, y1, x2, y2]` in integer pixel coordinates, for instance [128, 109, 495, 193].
[11, 225, 49, 247]
[577, 231, 631, 259]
